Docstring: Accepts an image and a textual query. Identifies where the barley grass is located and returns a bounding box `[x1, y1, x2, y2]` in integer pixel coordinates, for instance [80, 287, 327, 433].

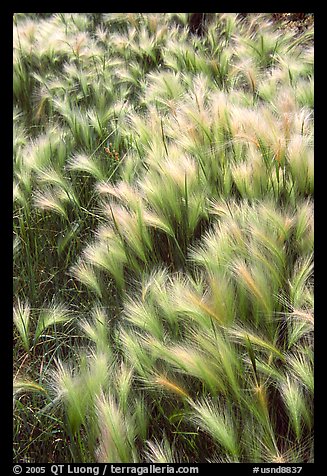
[13, 13, 313, 463]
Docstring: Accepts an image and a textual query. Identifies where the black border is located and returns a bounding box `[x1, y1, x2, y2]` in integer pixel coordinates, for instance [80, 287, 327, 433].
[7, 6, 320, 474]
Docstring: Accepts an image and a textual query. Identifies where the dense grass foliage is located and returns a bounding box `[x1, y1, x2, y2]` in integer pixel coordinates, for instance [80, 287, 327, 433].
[13, 13, 314, 463]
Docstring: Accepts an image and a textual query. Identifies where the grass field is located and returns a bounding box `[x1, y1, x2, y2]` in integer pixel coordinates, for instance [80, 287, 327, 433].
[13, 13, 314, 463]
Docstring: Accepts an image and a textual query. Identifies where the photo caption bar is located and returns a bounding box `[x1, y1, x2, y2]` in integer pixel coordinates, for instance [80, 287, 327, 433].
[11, 464, 311, 476]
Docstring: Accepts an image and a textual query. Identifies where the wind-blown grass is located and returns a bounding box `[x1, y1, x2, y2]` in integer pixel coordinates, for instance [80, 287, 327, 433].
[13, 12, 313, 463]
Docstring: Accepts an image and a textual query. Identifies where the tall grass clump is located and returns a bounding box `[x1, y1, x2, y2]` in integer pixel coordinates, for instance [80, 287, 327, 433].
[13, 13, 314, 463]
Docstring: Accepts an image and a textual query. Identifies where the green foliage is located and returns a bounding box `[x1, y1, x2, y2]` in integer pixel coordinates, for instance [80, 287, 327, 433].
[13, 13, 314, 464]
